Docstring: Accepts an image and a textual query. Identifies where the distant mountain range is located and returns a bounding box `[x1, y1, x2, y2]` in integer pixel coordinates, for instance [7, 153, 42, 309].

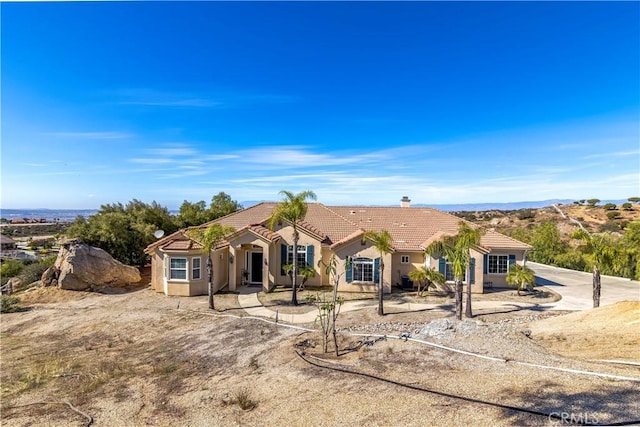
[241, 199, 629, 212]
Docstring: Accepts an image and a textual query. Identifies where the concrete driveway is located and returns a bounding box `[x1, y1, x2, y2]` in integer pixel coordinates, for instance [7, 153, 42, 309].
[528, 261, 640, 310]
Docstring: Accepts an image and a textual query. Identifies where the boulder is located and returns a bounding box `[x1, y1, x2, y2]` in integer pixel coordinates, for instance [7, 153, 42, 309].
[41, 241, 141, 291]
[1, 277, 21, 294]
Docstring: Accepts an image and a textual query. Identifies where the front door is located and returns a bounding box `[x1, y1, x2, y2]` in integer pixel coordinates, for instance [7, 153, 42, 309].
[250, 252, 263, 285]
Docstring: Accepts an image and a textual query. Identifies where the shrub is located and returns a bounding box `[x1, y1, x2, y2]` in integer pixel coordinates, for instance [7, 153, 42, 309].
[0, 296, 21, 313]
[232, 388, 257, 410]
[517, 209, 536, 220]
[18, 262, 49, 286]
[1, 259, 24, 279]
[554, 251, 587, 271]
[602, 203, 617, 211]
[606, 211, 621, 221]
[600, 221, 620, 232]
[622, 202, 633, 211]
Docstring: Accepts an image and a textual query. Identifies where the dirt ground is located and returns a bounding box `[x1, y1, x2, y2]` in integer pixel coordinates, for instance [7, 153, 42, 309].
[527, 301, 640, 361]
[1, 286, 639, 426]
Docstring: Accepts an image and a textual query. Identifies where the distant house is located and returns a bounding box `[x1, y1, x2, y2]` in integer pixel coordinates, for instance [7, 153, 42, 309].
[0, 235, 17, 250]
[145, 198, 532, 297]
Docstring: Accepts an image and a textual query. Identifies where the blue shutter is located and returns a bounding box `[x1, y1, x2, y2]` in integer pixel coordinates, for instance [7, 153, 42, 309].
[345, 257, 353, 283]
[508, 254, 516, 268]
[470, 257, 475, 284]
[438, 258, 446, 275]
[306, 245, 314, 267]
[483, 254, 488, 274]
[280, 244, 287, 276]
[374, 257, 380, 283]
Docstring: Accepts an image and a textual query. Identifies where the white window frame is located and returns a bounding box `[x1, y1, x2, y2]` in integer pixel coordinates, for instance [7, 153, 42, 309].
[169, 257, 188, 281]
[352, 257, 374, 283]
[192, 257, 201, 280]
[400, 255, 410, 264]
[445, 262, 467, 283]
[287, 245, 307, 268]
[488, 254, 509, 274]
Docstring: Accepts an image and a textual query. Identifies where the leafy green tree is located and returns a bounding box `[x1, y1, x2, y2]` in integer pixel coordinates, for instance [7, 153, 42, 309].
[177, 200, 209, 228]
[628, 197, 640, 204]
[621, 222, 640, 280]
[425, 222, 482, 319]
[363, 230, 394, 316]
[268, 190, 317, 306]
[622, 202, 633, 211]
[602, 203, 617, 211]
[553, 250, 587, 272]
[505, 263, 536, 295]
[587, 198, 601, 207]
[67, 199, 178, 266]
[209, 192, 243, 219]
[409, 266, 445, 296]
[527, 221, 567, 265]
[176, 192, 243, 228]
[186, 223, 235, 310]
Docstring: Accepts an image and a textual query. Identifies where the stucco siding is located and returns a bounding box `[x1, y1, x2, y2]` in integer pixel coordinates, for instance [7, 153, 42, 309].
[483, 250, 527, 288]
[332, 239, 392, 293]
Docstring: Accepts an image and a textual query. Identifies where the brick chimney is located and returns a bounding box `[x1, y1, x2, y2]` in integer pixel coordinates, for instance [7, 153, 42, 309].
[400, 196, 411, 208]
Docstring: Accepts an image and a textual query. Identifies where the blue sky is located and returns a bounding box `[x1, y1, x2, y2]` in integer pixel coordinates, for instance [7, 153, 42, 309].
[1, 2, 638, 209]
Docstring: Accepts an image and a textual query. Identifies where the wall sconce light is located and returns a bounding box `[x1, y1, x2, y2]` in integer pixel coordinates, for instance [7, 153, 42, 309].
[264, 258, 268, 266]
[229, 254, 234, 264]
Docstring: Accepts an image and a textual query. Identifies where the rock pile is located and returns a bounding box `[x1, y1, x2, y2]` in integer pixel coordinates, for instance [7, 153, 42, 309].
[41, 240, 141, 291]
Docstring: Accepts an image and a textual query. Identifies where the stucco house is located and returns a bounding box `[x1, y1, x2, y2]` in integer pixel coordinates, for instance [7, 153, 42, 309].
[145, 198, 532, 297]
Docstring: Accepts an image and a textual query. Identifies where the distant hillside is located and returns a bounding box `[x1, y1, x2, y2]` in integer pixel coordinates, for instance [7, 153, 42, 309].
[456, 202, 640, 238]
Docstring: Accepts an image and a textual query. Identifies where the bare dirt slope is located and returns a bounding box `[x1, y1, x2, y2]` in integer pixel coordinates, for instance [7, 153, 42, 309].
[2, 288, 639, 426]
[527, 301, 640, 361]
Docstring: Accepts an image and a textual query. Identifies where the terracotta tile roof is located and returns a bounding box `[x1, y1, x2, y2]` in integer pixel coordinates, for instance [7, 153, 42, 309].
[156, 230, 204, 252]
[203, 202, 278, 230]
[481, 230, 533, 251]
[329, 206, 468, 251]
[247, 224, 280, 242]
[330, 229, 365, 249]
[145, 203, 531, 254]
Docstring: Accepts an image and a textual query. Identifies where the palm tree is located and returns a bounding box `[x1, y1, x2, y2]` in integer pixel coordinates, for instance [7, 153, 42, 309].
[425, 222, 482, 320]
[572, 229, 616, 308]
[363, 229, 393, 316]
[268, 190, 317, 306]
[298, 264, 316, 291]
[409, 266, 446, 296]
[187, 223, 235, 310]
[505, 263, 536, 296]
[282, 263, 316, 292]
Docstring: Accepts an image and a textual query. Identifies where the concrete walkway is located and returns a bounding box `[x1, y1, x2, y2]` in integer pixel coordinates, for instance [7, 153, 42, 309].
[236, 286, 540, 325]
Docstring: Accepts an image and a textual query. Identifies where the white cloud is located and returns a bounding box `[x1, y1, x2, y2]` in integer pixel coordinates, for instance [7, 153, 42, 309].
[147, 147, 197, 157]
